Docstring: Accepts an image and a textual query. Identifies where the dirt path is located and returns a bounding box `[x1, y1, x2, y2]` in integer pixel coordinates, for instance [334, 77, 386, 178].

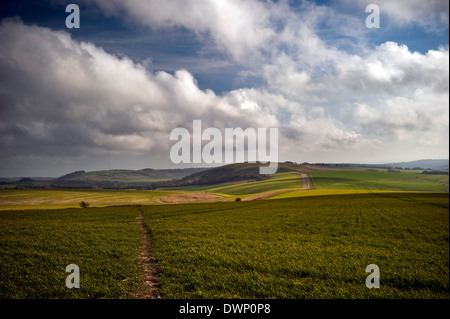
[244, 189, 295, 201]
[289, 172, 314, 190]
[298, 173, 314, 190]
[134, 209, 161, 299]
[159, 192, 222, 203]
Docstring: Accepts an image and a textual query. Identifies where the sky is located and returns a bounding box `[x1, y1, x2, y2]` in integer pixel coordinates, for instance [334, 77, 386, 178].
[0, 0, 449, 177]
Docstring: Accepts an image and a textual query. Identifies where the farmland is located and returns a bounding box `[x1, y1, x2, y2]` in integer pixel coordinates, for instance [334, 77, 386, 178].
[309, 170, 449, 192]
[1, 164, 448, 210]
[206, 172, 302, 198]
[0, 192, 448, 299]
[0, 207, 142, 298]
[0, 189, 181, 210]
[142, 193, 449, 298]
[0, 164, 448, 299]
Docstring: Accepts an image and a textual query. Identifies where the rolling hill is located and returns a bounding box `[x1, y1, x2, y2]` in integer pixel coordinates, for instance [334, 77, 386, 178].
[178, 162, 304, 184]
[57, 167, 209, 183]
[2, 159, 448, 191]
[382, 159, 449, 171]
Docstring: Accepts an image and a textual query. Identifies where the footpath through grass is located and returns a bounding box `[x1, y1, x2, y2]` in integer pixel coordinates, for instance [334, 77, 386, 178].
[142, 192, 449, 299]
[1, 192, 448, 299]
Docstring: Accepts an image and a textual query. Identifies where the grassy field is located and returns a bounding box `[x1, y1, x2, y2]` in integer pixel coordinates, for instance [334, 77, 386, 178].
[269, 188, 394, 199]
[0, 172, 302, 210]
[0, 192, 448, 298]
[178, 169, 449, 200]
[207, 172, 301, 198]
[1, 166, 448, 299]
[1, 168, 448, 210]
[0, 207, 142, 298]
[310, 170, 449, 192]
[0, 189, 181, 210]
[142, 192, 449, 298]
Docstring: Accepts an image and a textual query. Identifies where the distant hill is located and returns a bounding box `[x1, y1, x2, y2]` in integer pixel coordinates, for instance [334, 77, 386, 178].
[38, 162, 306, 189]
[1, 167, 210, 189]
[56, 167, 209, 183]
[58, 171, 86, 180]
[151, 162, 306, 188]
[3, 159, 448, 190]
[381, 159, 449, 171]
[169, 160, 449, 188]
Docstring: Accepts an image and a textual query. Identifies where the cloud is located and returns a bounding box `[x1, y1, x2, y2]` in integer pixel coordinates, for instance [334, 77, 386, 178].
[353, 88, 449, 145]
[80, 0, 277, 63]
[0, 0, 448, 175]
[0, 18, 369, 159]
[0, 19, 204, 156]
[343, 0, 449, 31]
[332, 42, 449, 96]
[0, 19, 279, 155]
[381, 0, 448, 28]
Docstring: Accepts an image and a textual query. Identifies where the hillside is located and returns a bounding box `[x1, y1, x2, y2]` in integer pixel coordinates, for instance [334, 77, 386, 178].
[382, 159, 449, 171]
[3, 167, 209, 190]
[57, 167, 209, 183]
[151, 162, 308, 188]
[3, 160, 449, 190]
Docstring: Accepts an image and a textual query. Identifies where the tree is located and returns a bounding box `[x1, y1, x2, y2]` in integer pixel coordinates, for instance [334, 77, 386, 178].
[79, 201, 90, 208]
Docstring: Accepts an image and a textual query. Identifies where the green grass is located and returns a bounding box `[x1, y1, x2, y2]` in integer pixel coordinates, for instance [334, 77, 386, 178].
[142, 193, 449, 299]
[310, 170, 449, 192]
[175, 168, 448, 200]
[206, 172, 301, 198]
[269, 189, 424, 200]
[1, 166, 449, 299]
[0, 192, 448, 298]
[0, 207, 143, 298]
[2, 169, 447, 210]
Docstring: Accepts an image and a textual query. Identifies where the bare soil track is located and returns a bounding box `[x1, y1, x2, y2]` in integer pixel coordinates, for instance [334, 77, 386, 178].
[297, 172, 314, 190]
[159, 193, 222, 203]
[244, 190, 294, 201]
[134, 209, 161, 299]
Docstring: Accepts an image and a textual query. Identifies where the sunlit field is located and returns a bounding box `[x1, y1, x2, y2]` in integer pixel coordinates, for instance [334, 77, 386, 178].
[2, 192, 446, 299]
[0, 189, 180, 210]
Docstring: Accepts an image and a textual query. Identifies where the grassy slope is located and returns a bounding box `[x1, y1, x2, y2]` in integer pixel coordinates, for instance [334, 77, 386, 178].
[61, 168, 209, 183]
[71, 170, 169, 183]
[206, 172, 301, 198]
[142, 193, 449, 298]
[180, 162, 303, 182]
[194, 167, 449, 200]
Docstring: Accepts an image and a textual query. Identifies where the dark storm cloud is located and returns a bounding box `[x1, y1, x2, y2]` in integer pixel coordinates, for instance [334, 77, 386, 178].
[0, 0, 448, 176]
